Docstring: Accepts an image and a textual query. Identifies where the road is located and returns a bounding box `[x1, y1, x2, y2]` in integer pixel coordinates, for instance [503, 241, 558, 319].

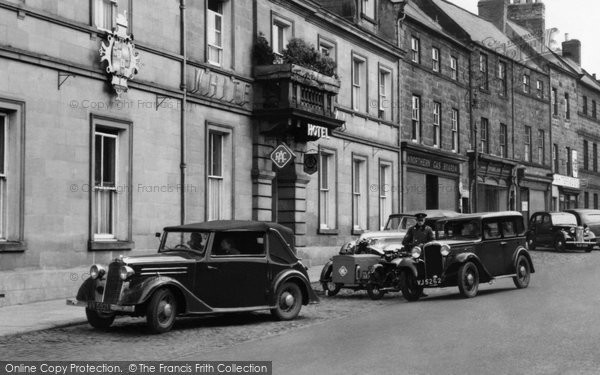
[1, 250, 599, 374]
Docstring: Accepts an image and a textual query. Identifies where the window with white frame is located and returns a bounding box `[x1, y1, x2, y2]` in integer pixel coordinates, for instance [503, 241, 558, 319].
[94, 130, 118, 240]
[451, 108, 459, 152]
[450, 56, 458, 80]
[500, 123, 507, 158]
[0, 114, 6, 239]
[318, 37, 335, 62]
[412, 95, 421, 142]
[379, 163, 393, 230]
[524, 126, 532, 162]
[538, 129, 545, 164]
[207, 0, 224, 66]
[523, 74, 530, 94]
[352, 158, 367, 231]
[319, 151, 336, 230]
[378, 69, 391, 120]
[432, 47, 440, 72]
[480, 118, 489, 154]
[498, 61, 507, 96]
[208, 132, 224, 221]
[94, 0, 131, 31]
[272, 17, 292, 55]
[479, 53, 488, 90]
[411, 37, 420, 63]
[536, 80, 544, 99]
[352, 56, 366, 112]
[433, 102, 441, 147]
[362, 0, 376, 19]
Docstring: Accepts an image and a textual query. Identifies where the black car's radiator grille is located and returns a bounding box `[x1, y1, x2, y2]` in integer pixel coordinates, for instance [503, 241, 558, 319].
[103, 262, 123, 304]
[424, 243, 443, 278]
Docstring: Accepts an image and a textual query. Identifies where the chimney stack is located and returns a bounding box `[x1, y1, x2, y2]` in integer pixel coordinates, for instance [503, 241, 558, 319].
[562, 39, 581, 65]
[478, 0, 508, 33]
[507, 0, 545, 41]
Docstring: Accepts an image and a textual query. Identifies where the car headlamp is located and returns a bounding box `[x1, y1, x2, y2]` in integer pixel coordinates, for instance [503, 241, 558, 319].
[89, 264, 106, 280]
[440, 244, 451, 257]
[411, 246, 422, 259]
[584, 227, 590, 234]
[119, 266, 135, 281]
[570, 228, 575, 234]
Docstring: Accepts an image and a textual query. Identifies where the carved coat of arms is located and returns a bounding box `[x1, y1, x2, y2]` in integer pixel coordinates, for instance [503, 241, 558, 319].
[99, 13, 141, 99]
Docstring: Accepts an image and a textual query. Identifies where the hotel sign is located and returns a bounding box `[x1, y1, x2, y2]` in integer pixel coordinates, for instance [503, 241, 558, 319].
[407, 153, 459, 174]
[306, 124, 329, 139]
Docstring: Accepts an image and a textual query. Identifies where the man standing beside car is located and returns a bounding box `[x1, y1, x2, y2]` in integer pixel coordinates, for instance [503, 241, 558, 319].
[402, 213, 434, 249]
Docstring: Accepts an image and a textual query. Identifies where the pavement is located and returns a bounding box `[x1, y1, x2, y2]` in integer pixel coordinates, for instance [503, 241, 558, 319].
[0, 265, 324, 337]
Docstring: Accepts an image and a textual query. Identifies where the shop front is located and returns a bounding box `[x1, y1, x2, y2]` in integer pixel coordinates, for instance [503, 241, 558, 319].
[552, 174, 581, 211]
[519, 171, 553, 223]
[401, 143, 466, 212]
[470, 152, 518, 213]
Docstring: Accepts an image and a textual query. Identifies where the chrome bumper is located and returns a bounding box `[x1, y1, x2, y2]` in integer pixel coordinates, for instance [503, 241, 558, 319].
[66, 297, 135, 312]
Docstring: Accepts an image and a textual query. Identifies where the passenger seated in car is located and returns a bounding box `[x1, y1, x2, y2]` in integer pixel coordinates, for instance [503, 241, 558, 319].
[219, 237, 241, 255]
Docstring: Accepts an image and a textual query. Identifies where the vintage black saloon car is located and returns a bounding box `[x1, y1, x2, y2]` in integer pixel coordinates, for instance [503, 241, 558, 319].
[526, 211, 596, 252]
[564, 209, 600, 245]
[368, 212, 534, 300]
[67, 221, 319, 333]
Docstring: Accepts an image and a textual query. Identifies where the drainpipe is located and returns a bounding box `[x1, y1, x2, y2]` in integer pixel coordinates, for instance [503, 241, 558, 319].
[180, 0, 187, 225]
[469, 51, 478, 213]
[511, 59, 516, 211]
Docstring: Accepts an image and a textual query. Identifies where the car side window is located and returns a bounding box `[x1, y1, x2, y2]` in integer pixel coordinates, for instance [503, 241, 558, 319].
[268, 231, 297, 264]
[211, 232, 265, 257]
[483, 221, 501, 240]
[501, 220, 517, 238]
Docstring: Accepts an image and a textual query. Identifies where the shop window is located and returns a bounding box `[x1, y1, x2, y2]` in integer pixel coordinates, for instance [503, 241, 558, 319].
[594, 194, 598, 209]
[433, 102, 441, 148]
[319, 150, 337, 231]
[207, 0, 224, 66]
[207, 126, 232, 221]
[90, 116, 132, 249]
[451, 109, 459, 153]
[585, 192, 590, 209]
[412, 95, 421, 142]
[432, 47, 440, 72]
[352, 157, 368, 232]
[425, 175, 439, 209]
[379, 163, 393, 230]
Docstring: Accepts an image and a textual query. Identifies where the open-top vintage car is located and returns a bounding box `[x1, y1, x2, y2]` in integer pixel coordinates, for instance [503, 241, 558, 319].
[368, 212, 534, 300]
[319, 210, 458, 297]
[526, 211, 596, 252]
[67, 221, 318, 333]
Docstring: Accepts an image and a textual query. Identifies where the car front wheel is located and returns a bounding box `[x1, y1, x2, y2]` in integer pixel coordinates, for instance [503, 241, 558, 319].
[366, 283, 385, 300]
[458, 262, 479, 298]
[146, 288, 177, 334]
[85, 308, 115, 330]
[553, 236, 566, 252]
[400, 271, 423, 302]
[271, 282, 302, 321]
[512, 255, 531, 289]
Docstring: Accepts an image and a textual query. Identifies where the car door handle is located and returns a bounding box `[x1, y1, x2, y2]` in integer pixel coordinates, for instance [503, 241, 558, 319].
[207, 265, 219, 270]
[500, 241, 507, 246]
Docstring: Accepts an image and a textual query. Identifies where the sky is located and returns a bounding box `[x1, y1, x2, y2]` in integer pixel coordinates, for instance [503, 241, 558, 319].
[447, 0, 600, 75]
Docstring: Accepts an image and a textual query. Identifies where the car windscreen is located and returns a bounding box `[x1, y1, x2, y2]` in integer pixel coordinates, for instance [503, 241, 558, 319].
[161, 231, 209, 255]
[385, 216, 416, 231]
[441, 219, 481, 240]
[552, 213, 577, 226]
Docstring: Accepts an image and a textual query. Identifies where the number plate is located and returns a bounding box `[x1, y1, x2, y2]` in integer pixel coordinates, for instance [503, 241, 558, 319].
[88, 301, 111, 313]
[417, 278, 442, 287]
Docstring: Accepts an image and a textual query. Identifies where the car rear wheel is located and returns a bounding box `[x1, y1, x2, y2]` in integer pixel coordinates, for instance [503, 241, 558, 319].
[512, 255, 531, 289]
[85, 308, 115, 330]
[553, 236, 566, 252]
[458, 262, 479, 298]
[366, 283, 385, 300]
[146, 288, 177, 334]
[271, 282, 302, 321]
[400, 272, 422, 302]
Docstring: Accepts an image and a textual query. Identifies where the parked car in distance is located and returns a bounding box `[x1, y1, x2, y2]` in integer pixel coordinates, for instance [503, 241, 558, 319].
[526, 211, 596, 252]
[368, 211, 534, 300]
[564, 209, 600, 247]
[67, 221, 318, 333]
[320, 210, 459, 297]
